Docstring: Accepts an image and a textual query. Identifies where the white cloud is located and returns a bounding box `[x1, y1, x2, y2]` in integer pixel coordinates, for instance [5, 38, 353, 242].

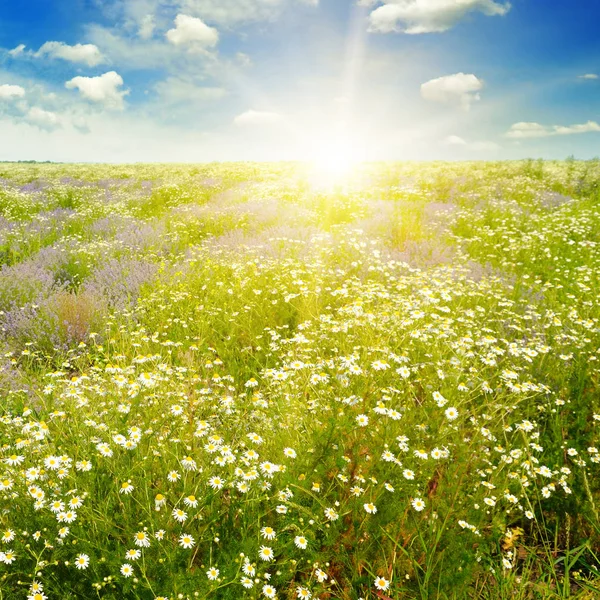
[139, 14, 156, 39]
[179, 0, 317, 26]
[443, 134, 498, 151]
[35, 41, 106, 66]
[421, 73, 483, 110]
[154, 77, 227, 104]
[65, 71, 129, 110]
[505, 121, 600, 139]
[0, 84, 26, 100]
[8, 44, 26, 57]
[166, 14, 219, 50]
[578, 73, 598, 80]
[25, 107, 61, 131]
[444, 134, 467, 145]
[366, 0, 510, 34]
[233, 109, 283, 126]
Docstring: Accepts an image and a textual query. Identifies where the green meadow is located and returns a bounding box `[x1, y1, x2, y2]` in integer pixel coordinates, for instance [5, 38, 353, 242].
[0, 160, 599, 599]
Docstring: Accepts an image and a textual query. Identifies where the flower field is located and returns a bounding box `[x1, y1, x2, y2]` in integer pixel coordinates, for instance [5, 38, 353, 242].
[0, 160, 599, 599]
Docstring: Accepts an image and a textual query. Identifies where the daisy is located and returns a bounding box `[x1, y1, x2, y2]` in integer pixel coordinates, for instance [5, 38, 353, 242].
[356, 414, 369, 427]
[324, 507, 339, 521]
[412, 498, 426, 512]
[364, 503, 377, 514]
[374, 576, 390, 591]
[445, 407, 459, 421]
[294, 535, 308, 549]
[179, 534, 195, 549]
[403, 469, 415, 480]
[75, 554, 90, 569]
[243, 562, 256, 576]
[172, 508, 188, 523]
[259, 545, 275, 561]
[120, 481, 134, 495]
[134, 531, 151, 548]
[296, 587, 312, 599]
[0, 550, 16, 564]
[125, 549, 141, 561]
[208, 476, 224, 490]
[183, 495, 198, 508]
[206, 567, 219, 580]
[120, 563, 134, 578]
[27, 593, 47, 600]
[241, 576, 254, 588]
[283, 447, 297, 458]
[260, 526, 276, 540]
[262, 584, 277, 598]
[1, 530, 15, 543]
[167, 470, 180, 482]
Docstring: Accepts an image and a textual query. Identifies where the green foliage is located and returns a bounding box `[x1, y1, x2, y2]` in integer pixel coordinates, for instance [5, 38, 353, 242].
[0, 161, 599, 599]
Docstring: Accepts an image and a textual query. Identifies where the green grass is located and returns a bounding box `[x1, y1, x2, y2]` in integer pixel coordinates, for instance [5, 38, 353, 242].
[0, 160, 599, 599]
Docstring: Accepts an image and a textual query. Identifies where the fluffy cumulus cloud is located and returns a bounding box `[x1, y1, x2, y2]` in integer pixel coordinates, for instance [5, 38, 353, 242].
[34, 41, 106, 66]
[166, 14, 219, 50]
[65, 71, 129, 110]
[505, 121, 600, 139]
[233, 109, 283, 126]
[364, 0, 511, 34]
[0, 84, 26, 100]
[421, 73, 483, 110]
[25, 107, 61, 131]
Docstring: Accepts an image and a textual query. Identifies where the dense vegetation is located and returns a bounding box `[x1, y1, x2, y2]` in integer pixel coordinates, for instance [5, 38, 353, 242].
[0, 160, 599, 599]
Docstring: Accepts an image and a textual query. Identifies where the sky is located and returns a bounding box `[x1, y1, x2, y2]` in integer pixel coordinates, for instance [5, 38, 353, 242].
[0, 0, 599, 162]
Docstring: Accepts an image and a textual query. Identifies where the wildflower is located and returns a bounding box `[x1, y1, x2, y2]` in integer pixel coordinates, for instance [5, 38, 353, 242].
[5, 454, 24, 466]
[315, 568, 328, 582]
[181, 456, 197, 471]
[184, 495, 198, 507]
[364, 503, 377, 514]
[296, 587, 312, 599]
[58, 527, 70, 538]
[356, 414, 369, 427]
[179, 534, 195, 549]
[172, 508, 188, 523]
[374, 576, 390, 591]
[294, 535, 308, 549]
[283, 447, 297, 458]
[120, 563, 134, 577]
[120, 481, 134, 495]
[75, 554, 90, 569]
[155, 530, 165, 540]
[27, 593, 47, 600]
[412, 498, 426, 512]
[259, 545, 275, 561]
[1, 530, 15, 543]
[0, 550, 16, 564]
[262, 584, 277, 598]
[134, 531, 151, 548]
[241, 576, 254, 588]
[208, 476, 224, 490]
[125, 549, 141, 560]
[445, 407, 458, 421]
[206, 567, 219, 580]
[324, 507, 339, 521]
[167, 471, 180, 482]
[155, 493, 166, 510]
[243, 562, 256, 576]
[403, 469, 415, 480]
[261, 526, 276, 540]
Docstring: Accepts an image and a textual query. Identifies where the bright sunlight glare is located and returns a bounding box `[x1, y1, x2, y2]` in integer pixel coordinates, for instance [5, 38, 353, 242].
[307, 135, 366, 189]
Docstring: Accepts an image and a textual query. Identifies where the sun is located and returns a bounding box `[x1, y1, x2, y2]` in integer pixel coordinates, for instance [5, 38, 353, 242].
[307, 136, 365, 189]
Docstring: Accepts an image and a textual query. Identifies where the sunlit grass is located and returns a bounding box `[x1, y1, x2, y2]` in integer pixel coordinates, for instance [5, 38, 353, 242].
[0, 159, 599, 599]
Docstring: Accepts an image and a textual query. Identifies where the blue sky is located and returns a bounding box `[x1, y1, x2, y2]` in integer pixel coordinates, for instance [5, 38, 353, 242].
[0, 0, 599, 162]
